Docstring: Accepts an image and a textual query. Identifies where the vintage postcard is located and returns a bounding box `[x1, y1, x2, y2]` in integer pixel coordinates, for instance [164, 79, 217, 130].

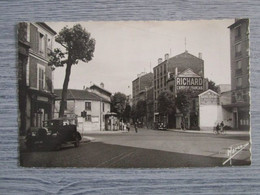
[18, 19, 251, 168]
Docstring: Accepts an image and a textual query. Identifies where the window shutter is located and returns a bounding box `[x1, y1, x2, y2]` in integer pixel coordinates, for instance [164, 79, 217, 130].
[29, 24, 38, 51]
[44, 34, 47, 58]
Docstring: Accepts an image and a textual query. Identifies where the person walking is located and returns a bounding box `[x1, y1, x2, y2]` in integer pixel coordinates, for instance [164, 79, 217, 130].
[134, 121, 138, 133]
[126, 122, 130, 132]
[181, 119, 185, 131]
[220, 121, 224, 133]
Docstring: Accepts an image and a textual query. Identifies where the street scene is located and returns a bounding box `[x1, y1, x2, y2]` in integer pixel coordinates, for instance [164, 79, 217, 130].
[20, 128, 250, 168]
[18, 19, 251, 168]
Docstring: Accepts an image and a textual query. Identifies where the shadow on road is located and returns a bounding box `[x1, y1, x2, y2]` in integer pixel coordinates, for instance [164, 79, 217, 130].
[20, 142, 251, 168]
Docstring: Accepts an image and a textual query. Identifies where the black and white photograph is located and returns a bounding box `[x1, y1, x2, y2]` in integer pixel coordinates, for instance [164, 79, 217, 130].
[18, 19, 251, 168]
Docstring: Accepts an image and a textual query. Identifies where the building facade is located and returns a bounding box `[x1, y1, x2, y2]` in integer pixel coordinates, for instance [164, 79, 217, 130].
[54, 89, 111, 132]
[132, 72, 153, 106]
[18, 22, 56, 135]
[226, 19, 250, 130]
[153, 51, 204, 112]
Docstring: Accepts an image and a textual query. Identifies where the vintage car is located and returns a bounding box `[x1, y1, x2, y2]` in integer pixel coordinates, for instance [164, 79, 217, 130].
[25, 117, 82, 150]
[154, 113, 168, 130]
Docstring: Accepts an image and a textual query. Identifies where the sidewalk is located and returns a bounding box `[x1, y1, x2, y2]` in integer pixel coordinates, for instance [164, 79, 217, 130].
[168, 129, 250, 135]
[81, 130, 129, 135]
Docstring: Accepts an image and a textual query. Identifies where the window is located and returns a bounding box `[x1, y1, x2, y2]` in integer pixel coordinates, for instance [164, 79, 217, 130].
[85, 115, 92, 122]
[235, 43, 241, 57]
[170, 85, 174, 92]
[37, 64, 45, 90]
[235, 26, 241, 40]
[236, 60, 242, 69]
[236, 77, 242, 88]
[26, 58, 30, 86]
[47, 36, 52, 50]
[102, 102, 105, 112]
[236, 92, 243, 101]
[164, 64, 166, 74]
[39, 33, 45, 54]
[85, 102, 91, 110]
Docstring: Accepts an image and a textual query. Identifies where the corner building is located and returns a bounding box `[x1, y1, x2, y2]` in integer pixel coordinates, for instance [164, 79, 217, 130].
[17, 22, 57, 135]
[224, 19, 250, 130]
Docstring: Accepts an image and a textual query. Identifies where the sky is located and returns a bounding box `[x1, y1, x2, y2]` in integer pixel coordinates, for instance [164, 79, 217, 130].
[47, 19, 234, 95]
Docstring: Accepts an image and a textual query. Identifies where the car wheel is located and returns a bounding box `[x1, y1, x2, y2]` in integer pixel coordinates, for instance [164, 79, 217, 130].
[74, 135, 80, 147]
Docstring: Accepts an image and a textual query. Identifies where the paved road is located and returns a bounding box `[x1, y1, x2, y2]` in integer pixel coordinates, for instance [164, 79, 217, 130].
[20, 128, 250, 168]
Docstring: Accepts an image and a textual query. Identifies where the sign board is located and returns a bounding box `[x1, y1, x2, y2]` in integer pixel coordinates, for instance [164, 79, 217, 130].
[176, 77, 204, 90]
[199, 90, 219, 105]
[176, 69, 204, 91]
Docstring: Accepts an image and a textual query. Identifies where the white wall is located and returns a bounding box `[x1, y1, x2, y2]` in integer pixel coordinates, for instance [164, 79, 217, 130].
[199, 105, 222, 130]
[54, 99, 111, 132]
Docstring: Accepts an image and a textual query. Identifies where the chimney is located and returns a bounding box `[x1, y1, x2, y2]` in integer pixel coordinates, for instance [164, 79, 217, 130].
[175, 67, 178, 76]
[165, 53, 169, 61]
[198, 52, 202, 59]
[83, 85, 85, 90]
[100, 82, 104, 89]
[158, 58, 162, 64]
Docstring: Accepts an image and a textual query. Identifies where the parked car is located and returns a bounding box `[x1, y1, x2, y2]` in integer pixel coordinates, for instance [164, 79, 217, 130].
[157, 121, 167, 130]
[25, 117, 82, 150]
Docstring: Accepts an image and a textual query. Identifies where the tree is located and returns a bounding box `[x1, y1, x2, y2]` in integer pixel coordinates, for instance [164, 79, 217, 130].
[208, 80, 219, 93]
[48, 24, 96, 117]
[157, 91, 175, 116]
[136, 99, 147, 122]
[123, 104, 131, 122]
[111, 92, 127, 119]
[175, 89, 199, 117]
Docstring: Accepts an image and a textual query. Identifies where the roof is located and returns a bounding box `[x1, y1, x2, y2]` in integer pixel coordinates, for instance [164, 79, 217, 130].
[54, 89, 110, 103]
[36, 22, 57, 35]
[154, 51, 204, 77]
[198, 89, 219, 97]
[178, 68, 201, 77]
[228, 18, 249, 29]
[90, 84, 112, 96]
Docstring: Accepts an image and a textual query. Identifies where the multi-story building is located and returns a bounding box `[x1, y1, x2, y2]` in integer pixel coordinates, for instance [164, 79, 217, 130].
[226, 19, 250, 130]
[18, 22, 56, 135]
[54, 88, 111, 132]
[153, 51, 204, 112]
[132, 72, 153, 106]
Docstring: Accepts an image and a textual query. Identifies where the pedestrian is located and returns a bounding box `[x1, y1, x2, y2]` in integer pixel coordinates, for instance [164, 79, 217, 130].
[181, 119, 185, 130]
[216, 123, 220, 134]
[134, 121, 138, 133]
[127, 122, 130, 132]
[220, 121, 224, 133]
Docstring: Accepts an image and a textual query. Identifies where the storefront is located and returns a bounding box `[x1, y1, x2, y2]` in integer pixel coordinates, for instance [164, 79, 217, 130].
[28, 88, 55, 129]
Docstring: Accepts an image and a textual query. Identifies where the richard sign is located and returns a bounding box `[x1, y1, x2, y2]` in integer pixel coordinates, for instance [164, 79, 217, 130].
[176, 77, 203, 90]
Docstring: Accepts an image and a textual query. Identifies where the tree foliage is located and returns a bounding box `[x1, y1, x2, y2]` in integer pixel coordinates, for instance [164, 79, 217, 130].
[48, 24, 96, 117]
[123, 104, 131, 122]
[111, 92, 127, 119]
[157, 90, 175, 116]
[175, 89, 198, 117]
[208, 80, 219, 93]
[136, 99, 147, 119]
